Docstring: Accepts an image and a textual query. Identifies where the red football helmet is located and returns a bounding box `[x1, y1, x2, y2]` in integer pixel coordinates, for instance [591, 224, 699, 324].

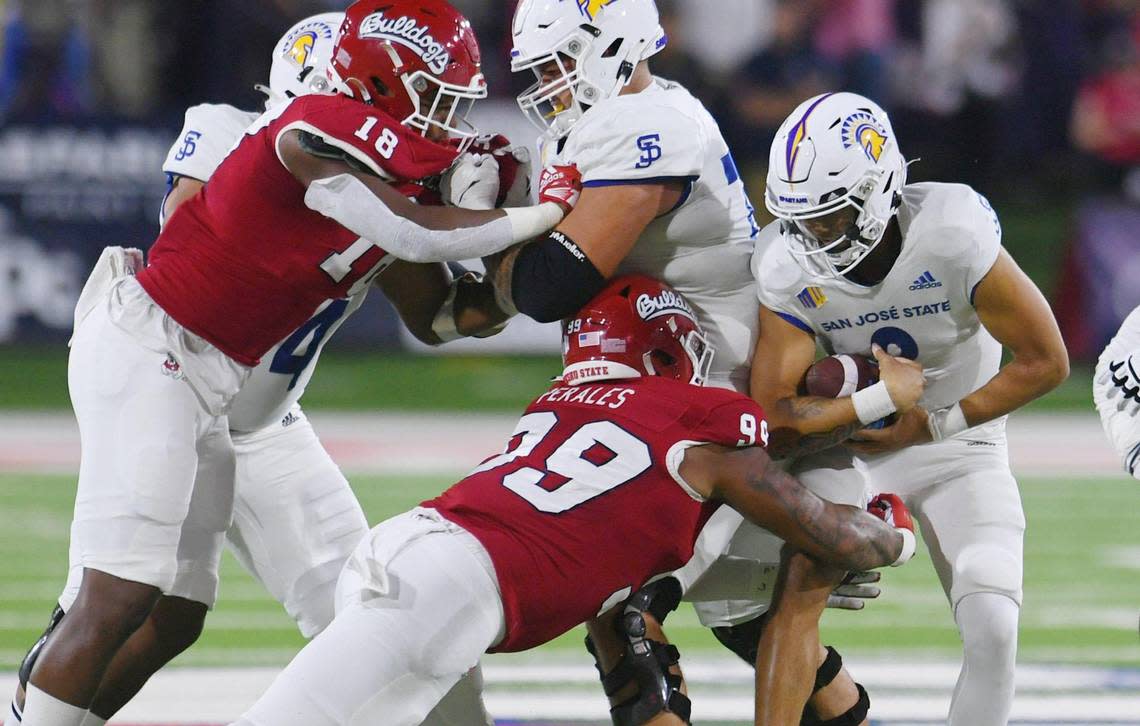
[561, 275, 714, 387]
[329, 0, 487, 149]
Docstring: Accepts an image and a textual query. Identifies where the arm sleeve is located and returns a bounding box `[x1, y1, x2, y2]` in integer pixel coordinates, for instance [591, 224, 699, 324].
[566, 103, 706, 186]
[162, 104, 259, 182]
[303, 174, 520, 263]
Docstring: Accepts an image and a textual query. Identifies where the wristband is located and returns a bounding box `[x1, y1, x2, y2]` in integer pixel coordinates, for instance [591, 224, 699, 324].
[503, 202, 564, 244]
[851, 381, 897, 425]
[892, 528, 917, 567]
[926, 402, 968, 441]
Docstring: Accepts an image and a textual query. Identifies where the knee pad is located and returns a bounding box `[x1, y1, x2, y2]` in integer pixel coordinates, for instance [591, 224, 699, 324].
[711, 614, 766, 665]
[18, 603, 65, 688]
[951, 544, 1022, 606]
[584, 579, 691, 726]
[800, 647, 869, 726]
[802, 683, 870, 726]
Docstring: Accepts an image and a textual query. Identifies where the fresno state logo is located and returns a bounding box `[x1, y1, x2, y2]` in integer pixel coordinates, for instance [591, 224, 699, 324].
[359, 12, 451, 75]
[635, 291, 697, 323]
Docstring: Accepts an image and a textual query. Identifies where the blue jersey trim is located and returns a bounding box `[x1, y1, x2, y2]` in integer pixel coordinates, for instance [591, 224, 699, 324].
[663, 178, 696, 216]
[582, 175, 699, 189]
[776, 312, 814, 335]
[970, 280, 982, 305]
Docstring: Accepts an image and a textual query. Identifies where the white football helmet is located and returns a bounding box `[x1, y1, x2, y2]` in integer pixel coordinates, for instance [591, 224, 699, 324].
[511, 0, 667, 137]
[261, 12, 344, 107]
[765, 92, 907, 279]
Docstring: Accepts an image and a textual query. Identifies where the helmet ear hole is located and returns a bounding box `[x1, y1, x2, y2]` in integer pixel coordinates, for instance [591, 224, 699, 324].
[370, 76, 394, 99]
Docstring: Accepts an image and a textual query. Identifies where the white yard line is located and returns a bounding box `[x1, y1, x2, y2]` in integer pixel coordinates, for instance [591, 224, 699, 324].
[1, 658, 1137, 724]
[0, 412, 1126, 478]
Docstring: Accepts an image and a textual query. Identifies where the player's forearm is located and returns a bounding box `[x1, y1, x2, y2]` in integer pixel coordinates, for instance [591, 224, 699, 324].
[959, 352, 1069, 427]
[762, 396, 862, 457]
[727, 462, 902, 572]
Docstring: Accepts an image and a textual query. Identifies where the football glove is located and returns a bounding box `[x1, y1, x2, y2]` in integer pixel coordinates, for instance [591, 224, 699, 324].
[826, 570, 882, 611]
[442, 153, 501, 211]
[1101, 354, 1140, 416]
[537, 164, 582, 215]
[867, 493, 917, 567]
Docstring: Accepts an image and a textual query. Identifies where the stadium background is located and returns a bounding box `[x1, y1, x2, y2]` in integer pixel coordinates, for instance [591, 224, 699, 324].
[0, 0, 1138, 724]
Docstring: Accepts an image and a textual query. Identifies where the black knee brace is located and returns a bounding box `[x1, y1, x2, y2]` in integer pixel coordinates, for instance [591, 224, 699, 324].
[18, 603, 65, 687]
[584, 579, 690, 726]
[801, 646, 870, 726]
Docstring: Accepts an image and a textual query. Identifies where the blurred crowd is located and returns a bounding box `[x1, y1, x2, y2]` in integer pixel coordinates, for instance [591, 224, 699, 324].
[1, 0, 1138, 199]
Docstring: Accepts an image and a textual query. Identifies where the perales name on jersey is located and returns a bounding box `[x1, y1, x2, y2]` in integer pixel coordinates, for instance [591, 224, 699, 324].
[820, 300, 953, 332]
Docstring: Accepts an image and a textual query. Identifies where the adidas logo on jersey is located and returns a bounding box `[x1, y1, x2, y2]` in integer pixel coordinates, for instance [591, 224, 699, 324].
[909, 271, 942, 290]
[281, 411, 301, 428]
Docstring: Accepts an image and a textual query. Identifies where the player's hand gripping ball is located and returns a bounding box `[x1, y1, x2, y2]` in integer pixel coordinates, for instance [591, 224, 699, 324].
[804, 354, 894, 428]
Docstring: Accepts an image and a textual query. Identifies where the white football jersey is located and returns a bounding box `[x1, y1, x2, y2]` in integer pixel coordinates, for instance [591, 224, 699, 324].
[753, 182, 1004, 417]
[162, 104, 259, 186]
[544, 77, 760, 392]
[160, 102, 371, 432]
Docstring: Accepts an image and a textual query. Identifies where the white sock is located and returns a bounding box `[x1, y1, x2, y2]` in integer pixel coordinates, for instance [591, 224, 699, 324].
[4, 700, 22, 726]
[18, 686, 86, 726]
[949, 592, 1019, 726]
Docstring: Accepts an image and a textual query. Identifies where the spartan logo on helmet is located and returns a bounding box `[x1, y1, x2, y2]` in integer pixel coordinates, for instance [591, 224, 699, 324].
[577, 0, 618, 20]
[841, 111, 889, 163]
[358, 11, 452, 75]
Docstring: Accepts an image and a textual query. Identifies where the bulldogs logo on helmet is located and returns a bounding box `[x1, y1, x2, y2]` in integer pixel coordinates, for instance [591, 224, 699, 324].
[329, 0, 487, 150]
[562, 275, 713, 387]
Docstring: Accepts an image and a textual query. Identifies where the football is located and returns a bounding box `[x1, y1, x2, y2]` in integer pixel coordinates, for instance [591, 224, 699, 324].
[804, 354, 879, 398]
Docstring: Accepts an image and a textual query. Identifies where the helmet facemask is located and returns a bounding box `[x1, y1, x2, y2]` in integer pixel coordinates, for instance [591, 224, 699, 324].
[514, 33, 597, 137]
[639, 314, 714, 387]
[328, 47, 487, 153]
[400, 69, 485, 152]
[768, 154, 904, 280]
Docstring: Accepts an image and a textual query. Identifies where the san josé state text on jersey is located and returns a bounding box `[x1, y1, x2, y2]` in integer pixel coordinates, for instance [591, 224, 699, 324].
[819, 299, 953, 333]
[755, 183, 1005, 409]
[136, 93, 458, 368]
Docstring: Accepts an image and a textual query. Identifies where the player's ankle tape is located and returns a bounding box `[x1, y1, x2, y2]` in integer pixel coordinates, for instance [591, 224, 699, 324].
[851, 381, 896, 425]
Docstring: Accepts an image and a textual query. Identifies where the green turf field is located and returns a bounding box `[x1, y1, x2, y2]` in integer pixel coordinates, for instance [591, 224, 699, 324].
[2, 472, 1136, 671]
[0, 347, 1099, 413]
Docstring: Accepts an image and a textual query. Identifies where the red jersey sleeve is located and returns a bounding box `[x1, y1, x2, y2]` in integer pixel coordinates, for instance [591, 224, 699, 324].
[681, 387, 770, 450]
[274, 94, 458, 182]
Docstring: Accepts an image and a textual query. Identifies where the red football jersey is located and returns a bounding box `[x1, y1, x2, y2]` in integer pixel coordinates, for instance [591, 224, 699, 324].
[424, 376, 768, 653]
[136, 93, 458, 366]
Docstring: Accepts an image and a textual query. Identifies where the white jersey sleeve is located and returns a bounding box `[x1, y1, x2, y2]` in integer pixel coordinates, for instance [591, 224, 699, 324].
[752, 222, 814, 333]
[560, 84, 708, 186]
[162, 103, 260, 183]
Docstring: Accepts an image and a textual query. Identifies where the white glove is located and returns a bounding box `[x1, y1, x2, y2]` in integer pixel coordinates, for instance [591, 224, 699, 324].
[442, 153, 501, 211]
[826, 571, 882, 611]
[1099, 353, 1140, 416]
[500, 145, 533, 208]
